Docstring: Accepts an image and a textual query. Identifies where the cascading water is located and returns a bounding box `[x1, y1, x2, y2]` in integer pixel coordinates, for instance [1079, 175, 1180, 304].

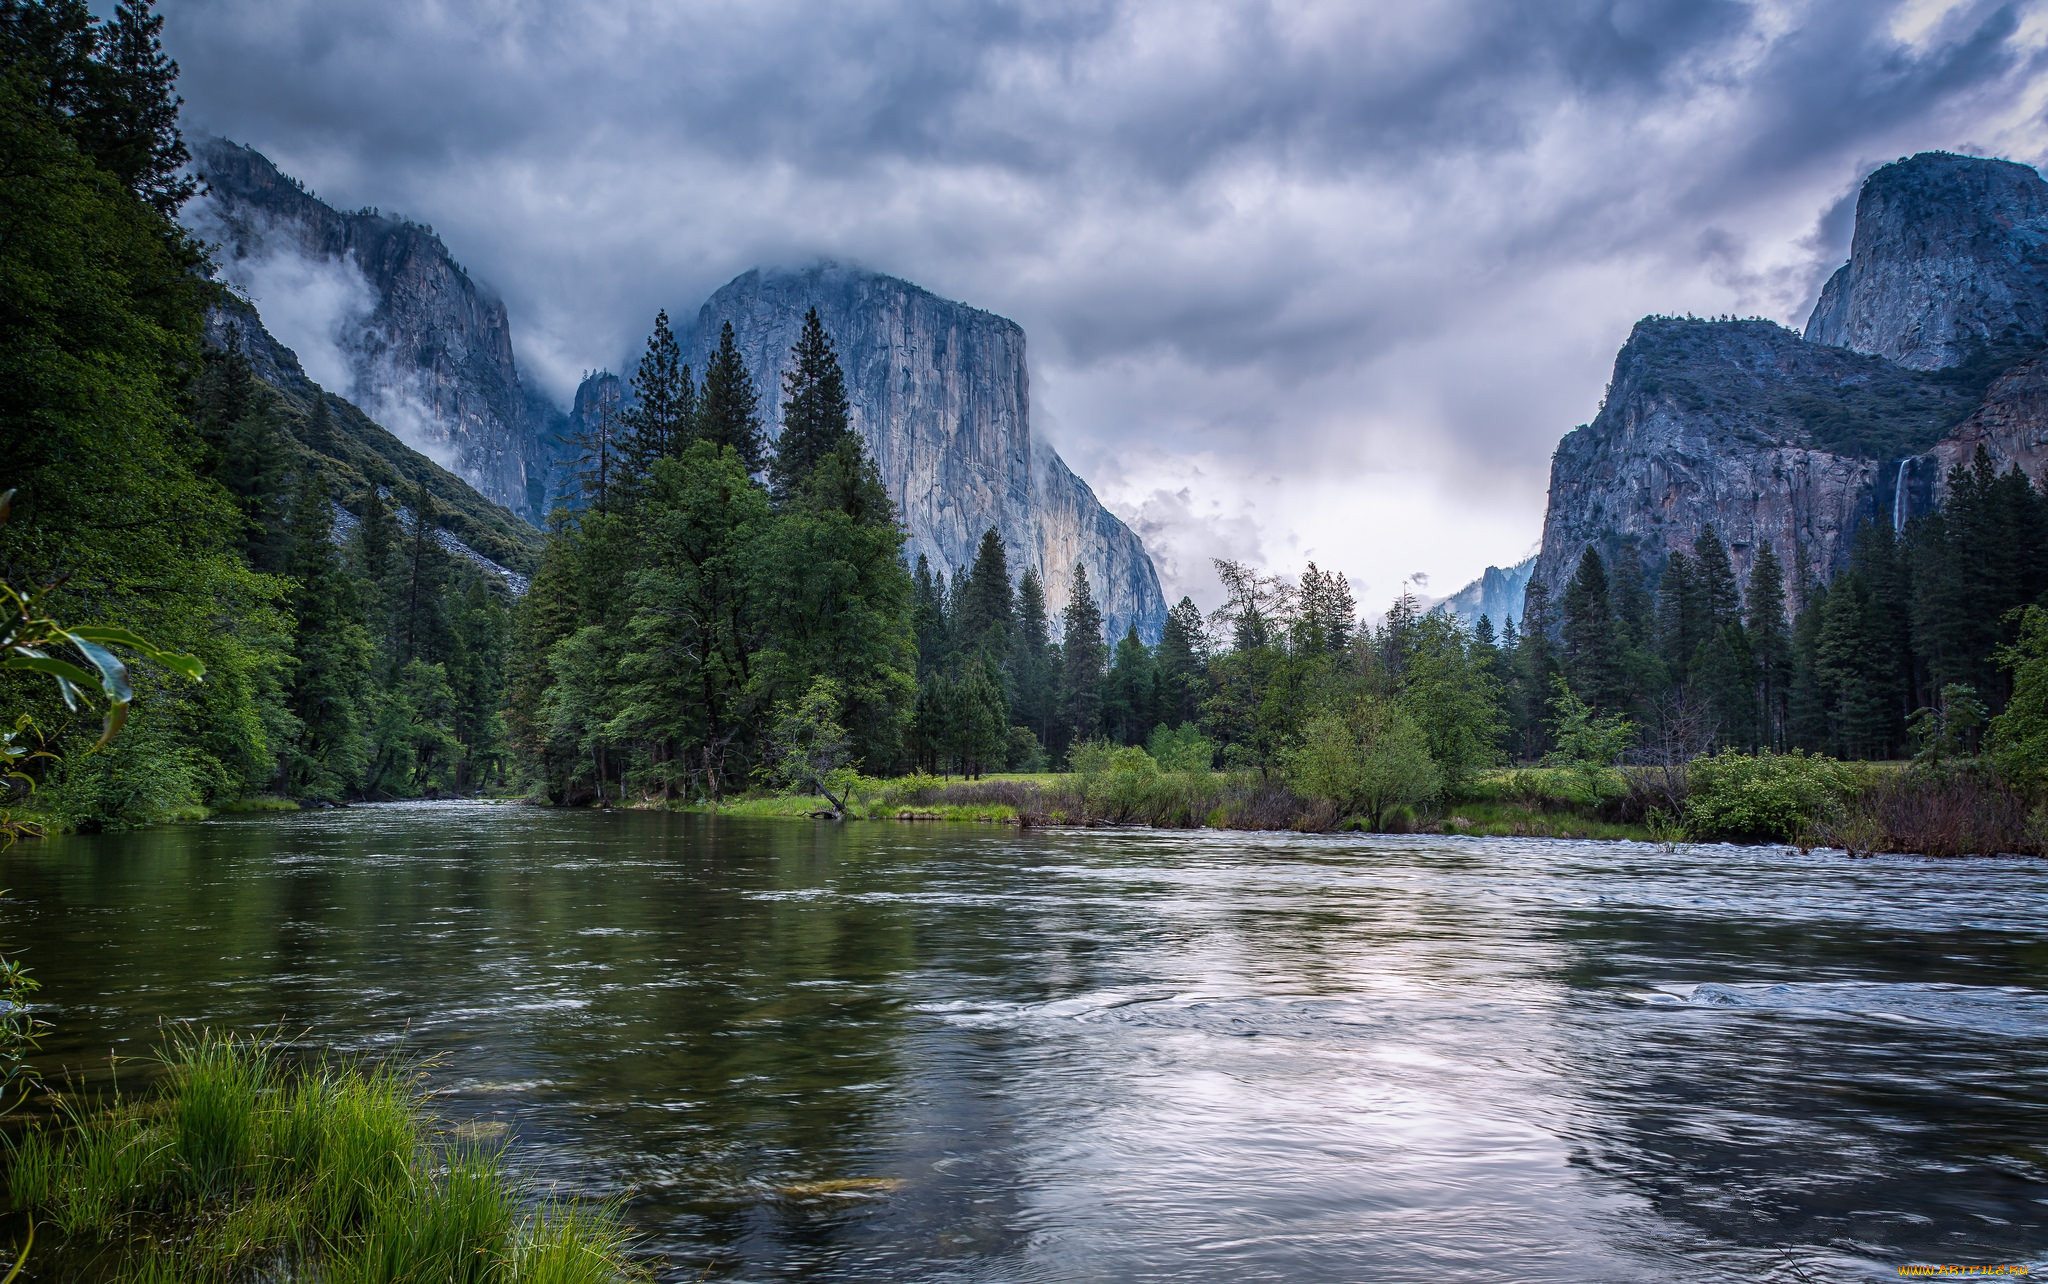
[1893, 457, 1913, 532]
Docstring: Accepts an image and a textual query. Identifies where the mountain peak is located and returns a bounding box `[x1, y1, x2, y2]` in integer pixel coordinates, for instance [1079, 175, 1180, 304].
[1805, 150, 2048, 369]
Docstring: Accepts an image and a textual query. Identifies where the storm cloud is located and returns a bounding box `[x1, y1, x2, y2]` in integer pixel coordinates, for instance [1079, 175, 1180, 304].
[165, 0, 2048, 612]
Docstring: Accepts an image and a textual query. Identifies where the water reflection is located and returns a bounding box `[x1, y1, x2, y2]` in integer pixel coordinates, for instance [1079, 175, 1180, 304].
[9, 805, 2047, 1280]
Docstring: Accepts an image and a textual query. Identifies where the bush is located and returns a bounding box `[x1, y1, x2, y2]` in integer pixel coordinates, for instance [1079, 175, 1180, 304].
[1809, 767, 2044, 858]
[1145, 723, 1215, 773]
[1284, 697, 1441, 829]
[1684, 750, 1853, 842]
[1991, 605, 2048, 792]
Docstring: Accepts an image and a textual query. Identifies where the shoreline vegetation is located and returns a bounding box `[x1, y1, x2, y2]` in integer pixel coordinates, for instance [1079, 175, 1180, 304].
[4, 1030, 637, 1282]
[636, 753, 2044, 857]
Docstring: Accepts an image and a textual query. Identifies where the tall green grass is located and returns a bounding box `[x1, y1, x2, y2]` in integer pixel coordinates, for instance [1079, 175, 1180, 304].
[4, 1030, 637, 1282]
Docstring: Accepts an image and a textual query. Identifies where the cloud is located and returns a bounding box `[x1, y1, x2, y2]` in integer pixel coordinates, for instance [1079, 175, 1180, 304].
[162, 0, 2048, 611]
[189, 196, 464, 471]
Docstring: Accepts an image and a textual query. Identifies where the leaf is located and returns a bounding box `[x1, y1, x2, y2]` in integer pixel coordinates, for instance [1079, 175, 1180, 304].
[1, 655, 97, 708]
[146, 649, 205, 682]
[67, 636, 132, 703]
[92, 700, 131, 751]
[65, 626, 155, 648]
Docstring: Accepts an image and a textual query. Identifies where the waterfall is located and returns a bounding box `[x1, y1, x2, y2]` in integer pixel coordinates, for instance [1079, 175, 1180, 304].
[1892, 458, 1912, 532]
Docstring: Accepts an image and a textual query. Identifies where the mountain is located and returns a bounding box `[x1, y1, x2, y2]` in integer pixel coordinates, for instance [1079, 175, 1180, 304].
[189, 137, 566, 521]
[1805, 152, 2048, 369]
[591, 263, 1169, 642]
[1533, 152, 2048, 602]
[1433, 558, 1534, 629]
[208, 293, 542, 581]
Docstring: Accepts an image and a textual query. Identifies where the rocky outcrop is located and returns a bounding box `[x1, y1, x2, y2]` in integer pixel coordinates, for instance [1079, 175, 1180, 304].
[190, 137, 563, 521]
[1433, 558, 1533, 629]
[1806, 152, 2048, 369]
[205, 295, 543, 580]
[676, 264, 1167, 641]
[1537, 152, 2048, 605]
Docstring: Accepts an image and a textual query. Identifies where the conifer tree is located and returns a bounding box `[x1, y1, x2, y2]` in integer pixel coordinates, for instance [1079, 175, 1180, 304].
[912, 554, 950, 677]
[1561, 547, 1624, 710]
[1154, 595, 1207, 728]
[1103, 626, 1156, 745]
[698, 320, 766, 474]
[1512, 582, 1559, 758]
[771, 307, 854, 502]
[1693, 526, 1741, 629]
[1295, 563, 1356, 655]
[398, 480, 451, 668]
[620, 310, 695, 494]
[285, 474, 370, 798]
[953, 528, 1015, 659]
[1009, 567, 1055, 746]
[1746, 544, 1792, 749]
[1061, 563, 1107, 747]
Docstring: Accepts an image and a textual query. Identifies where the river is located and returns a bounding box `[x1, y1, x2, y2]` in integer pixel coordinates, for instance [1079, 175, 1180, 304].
[10, 802, 2047, 1281]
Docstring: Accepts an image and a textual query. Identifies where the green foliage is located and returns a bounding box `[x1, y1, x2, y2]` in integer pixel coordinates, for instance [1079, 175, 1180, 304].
[1284, 697, 1441, 829]
[1991, 606, 2048, 793]
[765, 676, 858, 811]
[8, 1030, 637, 1280]
[770, 306, 852, 502]
[1146, 721, 1215, 772]
[1542, 677, 1634, 805]
[1684, 749, 1854, 843]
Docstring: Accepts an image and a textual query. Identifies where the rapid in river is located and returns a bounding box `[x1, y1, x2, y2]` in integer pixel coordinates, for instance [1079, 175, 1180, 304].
[11, 802, 2046, 1281]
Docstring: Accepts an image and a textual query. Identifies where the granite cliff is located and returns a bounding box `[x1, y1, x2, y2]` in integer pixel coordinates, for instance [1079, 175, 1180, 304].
[1534, 152, 2048, 602]
[1434, 558, 1533, 629]
[204, 294, 542, 581]
[190, 137, 565, 521]
[587, 264, 1168, 642]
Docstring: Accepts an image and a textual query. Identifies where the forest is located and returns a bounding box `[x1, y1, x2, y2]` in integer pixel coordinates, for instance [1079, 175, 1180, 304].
[3, 0, 2047, 856]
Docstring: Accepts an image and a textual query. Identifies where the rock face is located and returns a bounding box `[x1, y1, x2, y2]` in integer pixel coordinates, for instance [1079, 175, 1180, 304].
[1806, 153, 2048, 369]
[1434, 558, 1533, 629]
[189, 137, 563, 521]
[674, 264, 1167, 642]
[203, 295, 543, 580]
[1536, 152, 2048, 604]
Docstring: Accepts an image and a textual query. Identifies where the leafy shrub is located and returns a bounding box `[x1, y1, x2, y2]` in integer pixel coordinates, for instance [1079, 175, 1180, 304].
[1284, 697, 1440, 829]
[1145, 722, 1215, 773]
[1991, 605, 2048, 793]
[1684, 750, 1852, 842]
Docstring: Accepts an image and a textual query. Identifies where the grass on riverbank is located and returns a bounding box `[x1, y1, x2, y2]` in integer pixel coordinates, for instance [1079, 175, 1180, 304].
[5, 1030, 636, 1282]
[678, 767, 1668, 842]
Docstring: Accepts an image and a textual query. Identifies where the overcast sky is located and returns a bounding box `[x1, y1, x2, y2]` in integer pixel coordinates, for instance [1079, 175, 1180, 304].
[164, 0, 2048, 613]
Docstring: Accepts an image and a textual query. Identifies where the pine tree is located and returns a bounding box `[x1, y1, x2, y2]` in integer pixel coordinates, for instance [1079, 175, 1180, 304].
[1295, 562, 1356, 655]
[1561, 547, 1624, 710]
[1103, 626, 1156, 745]
[1010, 567, 1056, 746]
[398, 480, 451, 668]
[1061, 563, 1107, 747]
[1154, 595, 1207, 728]
[1512, 581, 1559, 758]
[284, 473, 370, 799]
[698, 320, 766, 474]
[771, 307, 854, 501]
[953, 528, 1015, 659]
[912, 554, 951, 677]
[1693, 526, 1741, 629]
[1747, 543, 1792, 749]
[79, 1, 193, 215]
[619, 310, 695, 495]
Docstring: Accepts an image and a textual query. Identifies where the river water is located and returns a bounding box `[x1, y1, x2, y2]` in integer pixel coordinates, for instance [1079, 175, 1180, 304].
[9, 803, 2048, 1281]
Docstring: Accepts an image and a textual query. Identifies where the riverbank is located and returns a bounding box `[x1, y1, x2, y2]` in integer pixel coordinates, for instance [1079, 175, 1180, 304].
[7, 1030, 635, 1281]
[673, 759, 2046, 856]
[674, 768, 1668, 842]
